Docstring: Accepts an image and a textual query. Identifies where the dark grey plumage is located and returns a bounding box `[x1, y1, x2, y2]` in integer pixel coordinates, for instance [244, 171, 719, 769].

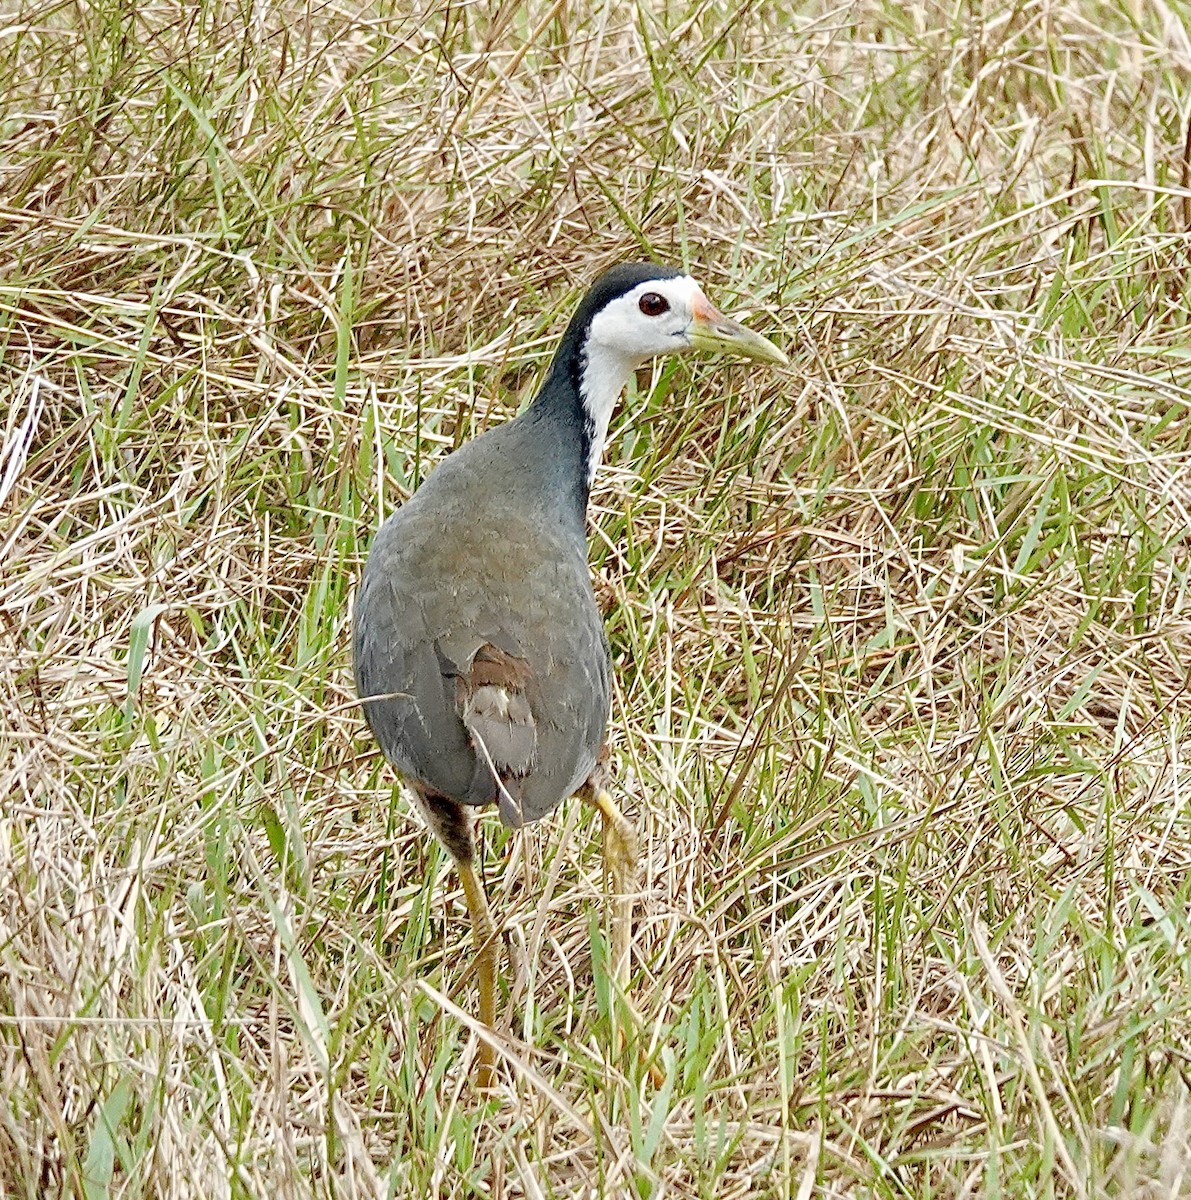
[352, 262, 786, 1088]
[354, 264, 680, 830]
[352, 416, 610, 827]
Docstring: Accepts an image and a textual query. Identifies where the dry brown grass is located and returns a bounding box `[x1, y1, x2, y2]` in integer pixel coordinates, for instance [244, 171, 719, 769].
[3, 0, 1191, 1196]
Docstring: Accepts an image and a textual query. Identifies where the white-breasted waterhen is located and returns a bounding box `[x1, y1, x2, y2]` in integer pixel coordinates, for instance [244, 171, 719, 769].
[354, 262, 787, 1086]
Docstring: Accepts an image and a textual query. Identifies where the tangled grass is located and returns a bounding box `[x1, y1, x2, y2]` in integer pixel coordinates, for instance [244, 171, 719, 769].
[2, 1, 1190, 1196]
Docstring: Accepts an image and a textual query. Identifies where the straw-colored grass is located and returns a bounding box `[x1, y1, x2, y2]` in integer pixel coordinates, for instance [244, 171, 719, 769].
[3, 1, 1190, 1196]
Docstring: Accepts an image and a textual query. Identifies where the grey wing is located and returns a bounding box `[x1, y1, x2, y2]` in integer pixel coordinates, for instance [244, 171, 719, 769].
[353, 571, 491, 803]
[353, 497, 612, 823]
[515, 609, 610, 824]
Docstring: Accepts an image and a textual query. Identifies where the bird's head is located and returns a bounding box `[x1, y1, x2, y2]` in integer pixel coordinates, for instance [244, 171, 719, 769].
[537, 261, 788, 487]
[581, 262, 788, 369]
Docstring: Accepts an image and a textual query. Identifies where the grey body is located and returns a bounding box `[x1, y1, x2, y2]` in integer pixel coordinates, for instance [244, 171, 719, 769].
[353, 405, 611, 826]
[352, 262, 786, 1086]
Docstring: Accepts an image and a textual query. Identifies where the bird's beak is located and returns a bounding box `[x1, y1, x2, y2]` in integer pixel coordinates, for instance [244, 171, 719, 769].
[686, 291, 789, 367]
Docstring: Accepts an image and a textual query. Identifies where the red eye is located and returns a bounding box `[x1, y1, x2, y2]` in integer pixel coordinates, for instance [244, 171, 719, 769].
[638, 292, 670, 317]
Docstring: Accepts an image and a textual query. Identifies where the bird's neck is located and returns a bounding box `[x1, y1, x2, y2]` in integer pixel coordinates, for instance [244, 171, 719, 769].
[576, 338, 639, 483]
[532, 329, 639, 497]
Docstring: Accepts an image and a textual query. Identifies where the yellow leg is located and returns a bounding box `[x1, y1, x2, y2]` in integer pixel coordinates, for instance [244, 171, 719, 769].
[456, 858, 497, 1089]
[584, 789, 668, 1087]
[583, 782, 638, 996]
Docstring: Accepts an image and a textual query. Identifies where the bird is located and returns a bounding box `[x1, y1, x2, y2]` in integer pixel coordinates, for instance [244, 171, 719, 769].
[353, 261, 787, 1087]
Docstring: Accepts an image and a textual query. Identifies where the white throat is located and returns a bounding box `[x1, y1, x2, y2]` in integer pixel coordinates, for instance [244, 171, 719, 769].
[576, 338, 643, 482]
[578, 339, 642, 484]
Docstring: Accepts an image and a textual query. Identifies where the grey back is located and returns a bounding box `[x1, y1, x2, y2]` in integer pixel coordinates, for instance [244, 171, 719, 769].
[354, 415, 611, 825]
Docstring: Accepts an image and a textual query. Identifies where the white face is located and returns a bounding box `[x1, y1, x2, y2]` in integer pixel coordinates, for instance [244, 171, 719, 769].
[573, 269, 786, 483]
[585, 276, 710, 366]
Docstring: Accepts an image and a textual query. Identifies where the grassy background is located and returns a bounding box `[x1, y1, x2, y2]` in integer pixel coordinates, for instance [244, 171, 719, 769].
[3, 0, 1191, 1196]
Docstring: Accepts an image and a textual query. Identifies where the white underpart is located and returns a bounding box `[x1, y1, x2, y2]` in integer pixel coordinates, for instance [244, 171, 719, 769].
[578, 275, 705, 483]
[576, 341, 639, 484]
